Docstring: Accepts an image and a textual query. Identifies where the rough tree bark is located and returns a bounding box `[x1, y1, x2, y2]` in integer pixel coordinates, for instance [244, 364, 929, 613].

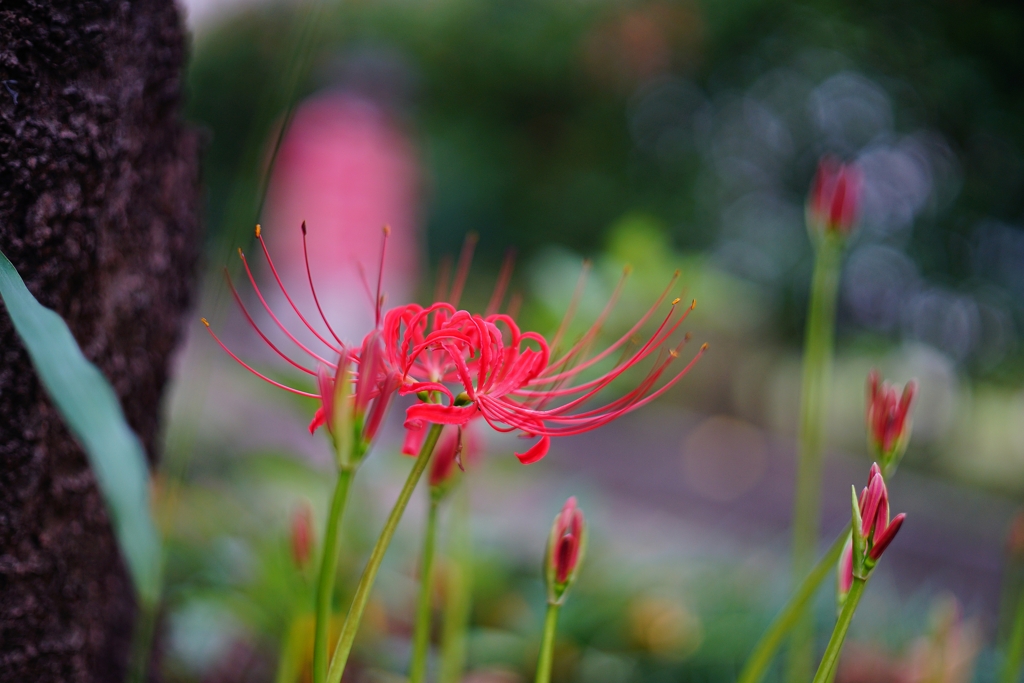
[0, 2, 200, 681]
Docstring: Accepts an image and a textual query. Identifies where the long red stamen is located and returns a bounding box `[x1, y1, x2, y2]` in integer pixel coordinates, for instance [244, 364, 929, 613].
[448, 232, 478, 307]
[201, 319, 319, 398]
[300, 221, 346, 348]
[549, 260, 591, 355]
[254, 227, 343, 353]
[375, 225, 391, 327]
[238, 249, 337, 368]
[224, 268, 316, 376]
[540, 271, 679, 378]
[485, 249, 516, 317]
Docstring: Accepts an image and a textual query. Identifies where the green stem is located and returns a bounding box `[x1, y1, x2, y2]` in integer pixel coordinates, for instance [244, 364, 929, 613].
[439, 486, 473, 683]
[1001, 585, 1024, 683]
[313, 469, 354, 683]
[325, 424, 444, 683]
[737, 528, 849, 683]
[128, 597, 159, 683]
[409, 497, 440, 683]
[534, 602, 562, 683]
[811, 577, 867, 683]
[788, 235, 844, 683]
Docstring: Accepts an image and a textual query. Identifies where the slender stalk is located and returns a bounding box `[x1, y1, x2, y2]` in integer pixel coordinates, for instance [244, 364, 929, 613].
[409, 497, 441, 683]
[326, 424, 444, 683]
[737, 527, 849, 683]
[788, 235, 844, 683]
[534, 602, 562, 683]
[313, 468, 354, 683]
[128, 597, 159, 683]
[1002, 587, 1024, 683]
[439, 486, 473, 683]
[811, 577, 867, 683]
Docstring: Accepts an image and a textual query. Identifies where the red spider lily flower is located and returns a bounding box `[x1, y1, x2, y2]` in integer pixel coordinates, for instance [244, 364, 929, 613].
[847, 463, 906, 581]
[807, 155, 862, 238]
[866, 370, 917, 471]
[202, 223, 400, 467]
[395, 269, 706, 464]
[290, 500, 314, 571]
[545, 497, 586, 604]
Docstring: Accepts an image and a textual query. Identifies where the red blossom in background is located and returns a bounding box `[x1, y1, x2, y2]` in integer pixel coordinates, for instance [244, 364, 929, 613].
[807, 155, 862, 237]
[866, 370, 917, 468]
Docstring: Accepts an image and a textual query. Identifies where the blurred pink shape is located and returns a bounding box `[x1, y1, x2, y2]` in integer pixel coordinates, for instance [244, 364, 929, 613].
[261, 92, 421, 343]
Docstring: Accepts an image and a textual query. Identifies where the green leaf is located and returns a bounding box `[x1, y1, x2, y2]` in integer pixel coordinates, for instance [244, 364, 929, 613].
[0, 249, 162, 605]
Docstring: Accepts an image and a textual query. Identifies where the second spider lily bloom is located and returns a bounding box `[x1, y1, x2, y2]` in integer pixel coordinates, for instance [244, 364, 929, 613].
[839, 463, 905, 597]
[400, 274, 705, 465]
[545, 497, 586, 605]
[807, 155, 862, 239]
[203, 223, 405, 467]
[866, 370, 917, 473]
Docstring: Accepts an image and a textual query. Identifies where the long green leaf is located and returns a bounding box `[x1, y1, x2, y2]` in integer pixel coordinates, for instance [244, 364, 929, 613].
[0, 249, 161, 605]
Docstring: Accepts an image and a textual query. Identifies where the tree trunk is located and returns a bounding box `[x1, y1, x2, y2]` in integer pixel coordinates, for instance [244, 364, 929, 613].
[0, 1, 200, 680]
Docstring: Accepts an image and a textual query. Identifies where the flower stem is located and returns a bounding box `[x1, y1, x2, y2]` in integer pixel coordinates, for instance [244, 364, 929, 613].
[811, 577, 867, 683]
[788, 235, 844, 683]
[409, 497, 440, 683]
[128, 596, 159, 683]
[737, 527, 849, 683]
[1001, 586, 1024, 683]
[313, 468, 354, 683]
[534, 602, 562, 683]
[439, 486, 473, 683]
[326, 423, 444, 683]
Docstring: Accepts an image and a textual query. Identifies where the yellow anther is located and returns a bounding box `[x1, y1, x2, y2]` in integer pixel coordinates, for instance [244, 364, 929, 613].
[255, 224, 261, 237]
[200, 318, 210, 327]
[383, 224, 391, 235]
[237, 248, 244, 258]
[671, 297, 681, 305]
[670, 349, 679, 358]
[690, 299, 697, 310]
[673, 269, 681, 277]
[684, 332, 692, 341]
[700, 343, 709, 351]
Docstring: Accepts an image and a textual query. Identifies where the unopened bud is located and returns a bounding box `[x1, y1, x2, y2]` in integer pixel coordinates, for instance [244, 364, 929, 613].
[866, 370, 917, 473]
[850, 463, 906, 579]
[290, 501, 314, 571]
[807, 155, 862, 239]
[545, 497, 587, 605]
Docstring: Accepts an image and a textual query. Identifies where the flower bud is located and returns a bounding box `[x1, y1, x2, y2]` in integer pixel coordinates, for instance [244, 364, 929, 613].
[866, 370, 917, 472]
[807, 156, 862, 239]
[545, 497, 586, 605]
[290, 501, 314, 571]
[837, 539, 853, 608]
[850, 463, 905, 579]
[428, 424, 480, 496]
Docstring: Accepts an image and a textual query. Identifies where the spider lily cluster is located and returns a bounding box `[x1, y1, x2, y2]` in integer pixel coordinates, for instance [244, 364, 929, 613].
[203, 225, 706, 468]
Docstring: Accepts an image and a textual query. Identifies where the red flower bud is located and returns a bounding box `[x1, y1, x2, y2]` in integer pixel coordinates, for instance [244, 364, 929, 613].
[545, 497, 586, 603]
[866, 370, 917, 469]
[807, 156, 862, 237]
[851, 464, 905, 577]
[290, 501, 314, 570]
